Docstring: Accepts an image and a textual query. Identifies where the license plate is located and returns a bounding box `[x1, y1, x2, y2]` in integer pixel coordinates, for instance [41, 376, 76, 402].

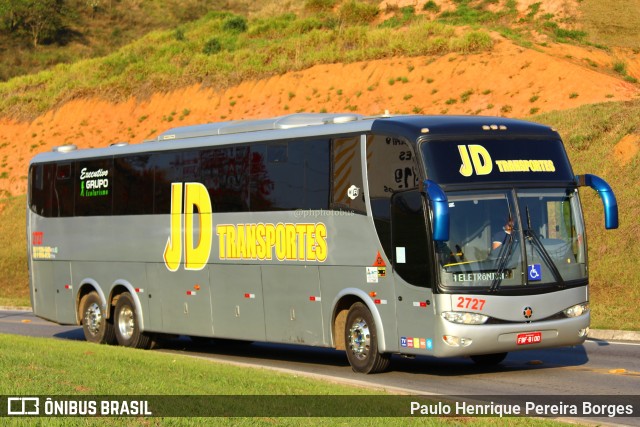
[516, 332, 542, 345]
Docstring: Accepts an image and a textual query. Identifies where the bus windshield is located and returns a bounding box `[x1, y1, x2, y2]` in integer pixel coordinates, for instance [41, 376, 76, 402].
[438, 188, 586, 290]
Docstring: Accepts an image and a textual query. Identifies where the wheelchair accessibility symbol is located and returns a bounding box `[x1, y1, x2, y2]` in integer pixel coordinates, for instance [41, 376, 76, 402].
[528, 264, 542, 281]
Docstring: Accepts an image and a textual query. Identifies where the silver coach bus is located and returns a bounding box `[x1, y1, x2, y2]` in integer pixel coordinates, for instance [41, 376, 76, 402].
[27, 113, 618, 373]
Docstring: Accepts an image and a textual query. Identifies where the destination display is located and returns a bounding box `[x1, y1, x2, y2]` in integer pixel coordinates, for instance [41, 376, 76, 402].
[421, 138, 575, 184]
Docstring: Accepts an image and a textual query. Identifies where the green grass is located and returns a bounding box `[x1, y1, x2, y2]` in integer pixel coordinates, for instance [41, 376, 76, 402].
[0, 333, 577, 425]
[0, 196, 29, 307]
[0, 11, 492, 120]
[579, 0, 640, 48]
[0, 0, 309, 83]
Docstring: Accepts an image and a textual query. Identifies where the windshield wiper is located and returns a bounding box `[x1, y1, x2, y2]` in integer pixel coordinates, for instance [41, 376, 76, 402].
[489, 200, 515, 292]
[489, 230, 514, 292]
[523, 206, 566, 288]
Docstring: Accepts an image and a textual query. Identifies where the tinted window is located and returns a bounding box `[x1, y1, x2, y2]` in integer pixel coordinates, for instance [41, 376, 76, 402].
[153, 151, 185, 214]
[251, 139, 330, 211]
[331, 136, 365, 213]
[113, 155, 154, 215]
[306, 139, 330, 209]
[202, 146, 249, 212]
[54, 163, 74, 217]
[29, 164, 55, 217]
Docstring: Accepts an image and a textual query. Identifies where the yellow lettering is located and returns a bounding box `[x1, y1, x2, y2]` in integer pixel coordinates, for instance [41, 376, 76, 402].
[246, 224, 257, 259]
[305, 224, 316, 261]
[226, 225, 237, 259]
[546, 160, 556, 172]
[295, 224, 307, 260]
[165, 186, 331, 268]
[495, 159, 556, 173]
[163, 183, 183, 272]
[283, 224, 295, 260]
[214, 222, 329, 262]
[468, 145, 493, 176]
[256, 224, 267, 259]
[184, 182, 212, 270]
[265, 225, 276, 260]
[458, 145, 474, 177]
[217, 225, 228, 259]
[237, 224, 247, 259]
[315, 223, 328, 262]
[275, 223, 287, 261]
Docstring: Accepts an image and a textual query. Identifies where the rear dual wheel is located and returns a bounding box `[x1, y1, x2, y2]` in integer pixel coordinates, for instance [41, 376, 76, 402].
[80, 291, 116, 345]
[114, 292, 152, 349]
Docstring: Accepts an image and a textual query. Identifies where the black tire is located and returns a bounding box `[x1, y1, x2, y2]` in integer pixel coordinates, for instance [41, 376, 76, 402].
[114, 292, 152, 349]
[344, 302, 390, 374]
[470, 352, 508, 366]
[80, 291, 116, 345]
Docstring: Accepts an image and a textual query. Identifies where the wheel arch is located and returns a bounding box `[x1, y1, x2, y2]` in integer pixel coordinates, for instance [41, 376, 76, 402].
[331, 288, 387, 352]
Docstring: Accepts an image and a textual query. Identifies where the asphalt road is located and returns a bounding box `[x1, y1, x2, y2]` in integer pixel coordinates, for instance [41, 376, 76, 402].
[2, 309, 639, 424]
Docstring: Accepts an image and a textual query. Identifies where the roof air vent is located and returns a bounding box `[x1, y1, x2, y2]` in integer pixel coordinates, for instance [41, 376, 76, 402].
[52, 144, 77, 153]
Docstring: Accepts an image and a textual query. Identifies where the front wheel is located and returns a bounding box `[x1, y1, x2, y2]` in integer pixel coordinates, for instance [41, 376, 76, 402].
[344, 302, 390, 374]
[80, 291, 116, 345]
[114, 292, 152, 349]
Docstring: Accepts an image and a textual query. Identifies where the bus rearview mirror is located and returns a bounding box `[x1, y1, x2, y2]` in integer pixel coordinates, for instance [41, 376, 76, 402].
[575, 174, 618, 230]
[424, 179, 449, 242]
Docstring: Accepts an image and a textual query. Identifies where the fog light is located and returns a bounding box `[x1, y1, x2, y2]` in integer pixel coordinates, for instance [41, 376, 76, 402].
[578, 327, 589, 338]
[443, 335, 473, 347]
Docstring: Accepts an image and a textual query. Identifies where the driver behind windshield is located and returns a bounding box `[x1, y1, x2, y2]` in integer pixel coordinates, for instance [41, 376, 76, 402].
[492, 218, 514, 251]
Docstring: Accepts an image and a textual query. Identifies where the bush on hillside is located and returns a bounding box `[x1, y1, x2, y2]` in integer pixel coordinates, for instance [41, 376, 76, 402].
[203, 37, 222, 55]
[223, 15, 248, 34]
[339, 1, 379, 25]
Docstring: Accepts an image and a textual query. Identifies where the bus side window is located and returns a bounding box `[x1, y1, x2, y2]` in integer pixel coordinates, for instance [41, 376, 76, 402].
[54, 163, 74, 217]
[153, 152, 184, 214]
[201, 146, 249, 212]
[306, 139, 330, 210]
[29, 164, 54, 217]
[113, 155, 154, 215]
[251, 139, 330, 211]
[331, 136, 365, 214]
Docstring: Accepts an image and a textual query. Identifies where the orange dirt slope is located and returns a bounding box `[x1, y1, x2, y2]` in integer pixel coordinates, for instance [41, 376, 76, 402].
[1, 37, 638, 197]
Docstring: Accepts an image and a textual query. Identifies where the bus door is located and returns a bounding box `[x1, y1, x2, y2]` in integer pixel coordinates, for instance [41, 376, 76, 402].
[390, 190, 437, 353]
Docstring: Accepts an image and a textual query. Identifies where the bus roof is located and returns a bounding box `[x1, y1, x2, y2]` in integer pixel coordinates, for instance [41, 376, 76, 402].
[30, 113, 560, 164]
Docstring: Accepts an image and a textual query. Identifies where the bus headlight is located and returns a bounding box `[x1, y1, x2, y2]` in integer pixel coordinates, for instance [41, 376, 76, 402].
[563, 302, 589, 318]
[442, 311, 489, 325]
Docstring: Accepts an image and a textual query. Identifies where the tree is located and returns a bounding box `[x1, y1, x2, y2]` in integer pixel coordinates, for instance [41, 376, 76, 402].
[0, 0, 28, 33]
[22, 0, 65, 47]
